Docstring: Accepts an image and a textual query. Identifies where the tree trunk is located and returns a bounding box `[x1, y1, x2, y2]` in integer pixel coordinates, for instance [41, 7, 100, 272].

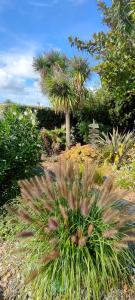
[65, 110, 70, 150]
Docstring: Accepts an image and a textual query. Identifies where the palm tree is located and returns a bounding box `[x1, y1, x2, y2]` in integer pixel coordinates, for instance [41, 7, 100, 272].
[33, 51, 90, 149]
[70, 56, 91, 108]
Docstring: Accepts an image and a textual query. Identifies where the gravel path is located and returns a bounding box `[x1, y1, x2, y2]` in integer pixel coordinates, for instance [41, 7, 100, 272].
[0, 241, 32, 300]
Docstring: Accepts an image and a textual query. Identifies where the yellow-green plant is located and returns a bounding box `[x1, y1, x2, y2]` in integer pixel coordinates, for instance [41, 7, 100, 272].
[10, 161, 135, 299]
[116, 160, 135, 190]
[60, 144, 98, 166]
[98, 128, 135, 168]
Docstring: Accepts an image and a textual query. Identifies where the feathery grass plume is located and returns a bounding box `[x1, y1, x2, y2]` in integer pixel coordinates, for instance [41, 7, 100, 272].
[42, 201, 53, 212]
[88, 224, 94, 236]
[59, 204, 68, 222]
[17, 231, 34, 238]
[78, 236, 87, 247]
[40, 250, 60, 264]
[48, 217, 59, 230]
[10, 160, 135, 300]
[18, 210, 33, 225]
[80, 198, 89, 217]
[103, 229, 118, 238]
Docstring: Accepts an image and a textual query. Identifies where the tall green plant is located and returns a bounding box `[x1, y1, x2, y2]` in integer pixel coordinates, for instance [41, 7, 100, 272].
[10, 161, 135, 299]
[69, 0, 135, 129]
[0, 107, 42, 205]
[33, 51, 90, 148]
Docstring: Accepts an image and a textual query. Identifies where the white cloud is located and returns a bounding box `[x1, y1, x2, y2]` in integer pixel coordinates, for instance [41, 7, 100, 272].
[0, 46, 49, 106]
[0, 52, 36, 80]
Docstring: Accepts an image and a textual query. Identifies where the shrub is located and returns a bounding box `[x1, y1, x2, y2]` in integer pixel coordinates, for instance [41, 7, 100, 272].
[116, 160, 135, 190]
[60, 144, 99, 167]
[98, 128, 135, 169]
[41, 127, 65, 156]
[9, 161, 135, 299]
[0, 107, 42, 205]
[1, 102, 65, 130]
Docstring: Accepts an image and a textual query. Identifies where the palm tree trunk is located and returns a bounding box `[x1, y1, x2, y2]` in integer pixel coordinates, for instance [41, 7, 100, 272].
[65, 110, 70, 150]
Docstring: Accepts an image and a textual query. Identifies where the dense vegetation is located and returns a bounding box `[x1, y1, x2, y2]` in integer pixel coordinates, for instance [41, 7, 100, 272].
[4, 160, 135, 299]
[0, 106, 42, 205]
[0, 1, 135, 299]
[69, 0, 135, 129]
[33, 52, 91, 148]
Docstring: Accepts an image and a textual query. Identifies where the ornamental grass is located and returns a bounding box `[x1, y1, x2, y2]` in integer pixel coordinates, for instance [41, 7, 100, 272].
[9, 160, 135, 299]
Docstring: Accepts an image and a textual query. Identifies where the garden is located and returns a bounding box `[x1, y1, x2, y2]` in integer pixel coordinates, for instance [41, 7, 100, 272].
[0, 1, 135, 299]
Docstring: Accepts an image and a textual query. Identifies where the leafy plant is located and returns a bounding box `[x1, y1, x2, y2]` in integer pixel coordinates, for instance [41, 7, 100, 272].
[98, 128, 135, 168]
[0, 106, 42, 205]
[116, 160, 135, 190]
[60, 144, 98, 168]
[77, 120, 89, 144]
[69, 0, 135, 129]
[41, 127, 66, 156]
[9, 160, 135, 299]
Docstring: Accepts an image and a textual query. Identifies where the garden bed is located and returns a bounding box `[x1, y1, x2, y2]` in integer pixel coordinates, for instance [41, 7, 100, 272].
[0, 240, 135, 300]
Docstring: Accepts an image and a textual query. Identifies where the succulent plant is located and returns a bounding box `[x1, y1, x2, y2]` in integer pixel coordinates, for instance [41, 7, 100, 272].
[10, 160, 135, 299]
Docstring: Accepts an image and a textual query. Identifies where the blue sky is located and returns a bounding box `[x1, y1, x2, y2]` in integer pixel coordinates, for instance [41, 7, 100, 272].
[0, 0, 111, 106]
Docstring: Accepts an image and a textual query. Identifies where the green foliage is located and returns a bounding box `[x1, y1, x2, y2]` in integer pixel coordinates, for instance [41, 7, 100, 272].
[36, 107, 65, 130]
[0, 106, 42, 206]
[33, 51, 68, 76]
[1, 102, 65, 130]
[98, 128, 135, 168]
[0, 204, 24, 242]
[9, 161, 135, 299]
[34, 51, 91, 148]
[69, 0, 135, 129]
[1, 91, 112, 144]
[41, 127, 66, 156]
[74, 89, 112, 143]
[77, 120, 89, 143]
[34, 51, 91, 113]
[116, 160, 135, 190]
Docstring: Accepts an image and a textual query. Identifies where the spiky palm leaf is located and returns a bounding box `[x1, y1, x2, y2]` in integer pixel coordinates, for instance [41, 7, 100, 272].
[98, 128, 135, 167]
[43, 67, 75, 113]
[70, 56, 91, 104]
[33, 51, 68, 77]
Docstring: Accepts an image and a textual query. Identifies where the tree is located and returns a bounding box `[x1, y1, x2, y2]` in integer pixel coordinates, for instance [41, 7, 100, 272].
[69, 0, 135, 129]
[34, 51, 90, 148]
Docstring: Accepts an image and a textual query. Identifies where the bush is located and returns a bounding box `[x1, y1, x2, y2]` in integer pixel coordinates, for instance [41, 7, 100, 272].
[9, 161, 135, 299]
[0, 107, 42, 205]
[116, 160, 135, 190]
[1, 102, 65, 130]
[60, 144, 99, 168]
[41, 127, 66, 156]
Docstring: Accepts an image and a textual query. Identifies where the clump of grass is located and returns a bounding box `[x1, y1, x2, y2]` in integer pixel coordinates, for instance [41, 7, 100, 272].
[9, 160, 135, 299]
